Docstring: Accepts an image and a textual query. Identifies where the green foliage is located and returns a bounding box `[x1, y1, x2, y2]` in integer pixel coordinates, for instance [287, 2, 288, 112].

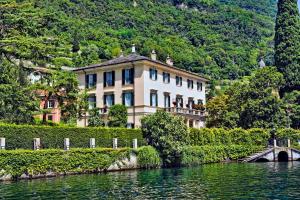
[107, 104, 128, 128]
[0, 148, 132, 179]
[141, 111, 189, 166]
[276, 128, 300, 145]
[88, 108, 105, 127]
[275, 0, 300, 91]
[181, 145, 264, 166]
[189, 128, 270, 146]
[0, 57, 39, 124]
[207, 67, 288, 129]
[0, 124, 146, 150]
[283, 91, 300, 129]
[0, 0, 276, 80]
[137, 146, 161, 169]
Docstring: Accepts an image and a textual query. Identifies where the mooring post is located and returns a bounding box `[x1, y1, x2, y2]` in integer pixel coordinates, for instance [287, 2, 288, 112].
[33, 138, 41, 150]
[113, 138, 118, 149]
[0, 138, 5, 150]
[64, 138, 70, 151]
[90, 138, 96, 148]
[274, 139, 277, 147]
[288, 139, 291, 148]
[132, 139, 138, 149]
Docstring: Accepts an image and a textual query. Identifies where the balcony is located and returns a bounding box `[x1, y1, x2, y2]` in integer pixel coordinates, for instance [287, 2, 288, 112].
[164, 107, 206, 118]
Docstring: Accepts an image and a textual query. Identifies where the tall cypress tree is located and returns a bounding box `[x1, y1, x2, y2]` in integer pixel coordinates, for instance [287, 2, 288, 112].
[274, 0, 300, 92]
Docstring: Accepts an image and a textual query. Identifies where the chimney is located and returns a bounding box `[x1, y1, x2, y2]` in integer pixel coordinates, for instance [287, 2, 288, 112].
[151, 50, 157, 61]
[131, 44, 136, 53]
[166, 55, 173, 66]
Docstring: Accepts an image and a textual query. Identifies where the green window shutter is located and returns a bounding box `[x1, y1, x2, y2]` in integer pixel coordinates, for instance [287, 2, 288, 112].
[112, 71, 115, 86]
[122, 69, 125, 85]
[103, 72, 107, 87]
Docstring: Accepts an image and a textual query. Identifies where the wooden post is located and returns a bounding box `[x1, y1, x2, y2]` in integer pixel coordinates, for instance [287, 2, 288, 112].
[113, 138, 118, 149]
[0, 138, 5, 150]
[33, 138, 41, 150]
[90, 138, 96, 148]
[64, 138, 70, 151]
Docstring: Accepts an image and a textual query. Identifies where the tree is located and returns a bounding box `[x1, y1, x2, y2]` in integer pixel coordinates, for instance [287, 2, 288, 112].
[274, 0, 300, 92]
[0, 56, 39, 124]
[107, 104, 128, 127]
[206, 95, 238, 128]
[283, 91, 300, 129]
[34, 70, 79, 124]
[88, 108, 105, 127]
[207, 67, 287, 129]
[141, 111, 189, 167]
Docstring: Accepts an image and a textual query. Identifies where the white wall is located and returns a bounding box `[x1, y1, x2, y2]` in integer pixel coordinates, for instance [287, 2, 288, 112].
[143, 65, 206, 113]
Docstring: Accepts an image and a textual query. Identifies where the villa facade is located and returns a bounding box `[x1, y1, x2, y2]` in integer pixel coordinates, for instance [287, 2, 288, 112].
[73, 48, 208, 128]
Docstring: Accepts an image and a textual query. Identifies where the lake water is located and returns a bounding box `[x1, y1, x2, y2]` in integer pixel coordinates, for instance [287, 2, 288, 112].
[1, 162, 300, 199]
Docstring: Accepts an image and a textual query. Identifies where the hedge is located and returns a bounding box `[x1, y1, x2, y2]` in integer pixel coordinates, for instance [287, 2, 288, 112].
[181, 145, 264, 166]
[0, 147, 162, 180]
[189, 128, 270, 146]
[0, 124, 146, 150]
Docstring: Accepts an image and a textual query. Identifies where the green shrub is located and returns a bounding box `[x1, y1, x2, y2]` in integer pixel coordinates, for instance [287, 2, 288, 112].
[248, 128, 269, 146]
[0, 124, 146, 150]
[181, 145, 264, 166]
[0, 148, 132, 179]
[137, 146, 161, 169]
[190, 128, 271, 146]
[108, 104, 128, 128]
[277, 128, 300, 145]
[141, 111, 189, 167]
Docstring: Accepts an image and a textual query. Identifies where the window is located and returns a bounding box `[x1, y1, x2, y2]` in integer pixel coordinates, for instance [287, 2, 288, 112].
[188, 79, 194, 89]
[85, 74, 97, 89]
[198, 99, 203, 105]
[150, 91, 158, 107]
[163, 72, 170, 83]
[88, 95, 96, 110]
[127, 123, 134, 129]
[176, 76, 182, 86]
[176, 96, 183, 108]
[197, 82, 203, 91]
[164, 93, 170, 108]
[188, 98, 194, 109]
[122, 68, 134, 85]
[104, 71, 115, 87]
[149, 68, 157, 81]
[122, 91, 134, 107]
[47, 115, 53, 121]
[47, 100, 55, 108]
[104, 93, 115, 107]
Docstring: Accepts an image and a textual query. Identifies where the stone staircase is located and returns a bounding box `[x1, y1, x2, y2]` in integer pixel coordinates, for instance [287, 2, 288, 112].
[240, 148, 274, 163]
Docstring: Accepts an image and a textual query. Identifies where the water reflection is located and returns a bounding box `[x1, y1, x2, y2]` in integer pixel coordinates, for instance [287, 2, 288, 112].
[1, 162, 300, 199]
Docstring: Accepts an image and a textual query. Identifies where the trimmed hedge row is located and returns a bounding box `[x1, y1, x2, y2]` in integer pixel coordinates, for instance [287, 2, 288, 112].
[189, 128, 300, 147]
[189, 128, 270, 146]
[0, 146, 161, 179]
[181, 145, 264, 166]
[0, 124, 146, 150]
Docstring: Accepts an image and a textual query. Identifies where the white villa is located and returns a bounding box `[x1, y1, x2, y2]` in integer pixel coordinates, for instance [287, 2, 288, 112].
[73, 46, 208, 128]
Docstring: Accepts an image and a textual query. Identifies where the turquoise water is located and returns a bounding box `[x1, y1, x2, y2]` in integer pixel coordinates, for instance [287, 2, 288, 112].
[1, 162, 300, 199]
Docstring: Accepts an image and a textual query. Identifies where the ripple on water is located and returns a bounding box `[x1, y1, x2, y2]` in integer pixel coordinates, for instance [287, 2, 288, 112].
[1, 162, 300, 200]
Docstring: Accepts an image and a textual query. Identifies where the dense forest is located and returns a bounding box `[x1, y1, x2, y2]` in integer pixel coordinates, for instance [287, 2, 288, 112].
[1, 0, 277, 80]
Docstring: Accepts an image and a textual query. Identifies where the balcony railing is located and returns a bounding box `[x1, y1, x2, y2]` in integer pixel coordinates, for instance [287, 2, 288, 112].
[96, 106, 205, 117]
[164, 107, 205, 117]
